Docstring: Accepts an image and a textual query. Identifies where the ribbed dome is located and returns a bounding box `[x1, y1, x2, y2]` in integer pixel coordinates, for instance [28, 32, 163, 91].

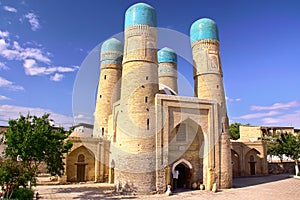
[100, 38, 123, 62]
[190, 18, 219, 43]
[125, 3, 157, 29]
[157, 47, 177, 63]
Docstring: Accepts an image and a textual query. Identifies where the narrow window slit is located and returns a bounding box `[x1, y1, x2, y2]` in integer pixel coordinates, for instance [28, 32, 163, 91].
[147, 119, 149, 130]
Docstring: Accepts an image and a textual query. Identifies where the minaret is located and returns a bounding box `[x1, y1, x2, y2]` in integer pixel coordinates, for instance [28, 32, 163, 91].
[93, 38, 123, 138]
[158, 47, 178, 94]
[190, 18, 232, 188]
[114, 3, 158, 193]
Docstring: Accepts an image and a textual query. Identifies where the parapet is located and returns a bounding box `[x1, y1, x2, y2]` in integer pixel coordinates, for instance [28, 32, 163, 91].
[125, 3, 157, 29]
[190, 18, 219, 43]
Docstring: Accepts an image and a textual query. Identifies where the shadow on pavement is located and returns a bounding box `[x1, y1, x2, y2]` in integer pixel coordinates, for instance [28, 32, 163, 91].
[53, 185, 138, 200]
[233, 174, 291, 188]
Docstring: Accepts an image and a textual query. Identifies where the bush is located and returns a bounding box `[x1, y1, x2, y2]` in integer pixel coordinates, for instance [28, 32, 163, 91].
[297, 171, 300, 176]
[10, 188, 34, 200]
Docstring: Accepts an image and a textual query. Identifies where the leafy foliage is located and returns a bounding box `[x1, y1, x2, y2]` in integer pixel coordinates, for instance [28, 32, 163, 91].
[265, 132, 300, 175]
[10, 188, 34, 200]
[0, 159, 35, 199]
[264, 133, 285, 162]
[0, 113, 72, 189]
[229, 123, 242, 140]
[277, 133, 300, 161]
[0, 159, 34, 188]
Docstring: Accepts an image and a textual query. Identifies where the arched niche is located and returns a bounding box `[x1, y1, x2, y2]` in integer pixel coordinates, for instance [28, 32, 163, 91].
[231, 149, 240, 177]
[245, 148, 261, 176]
[66, 145, 95, 182]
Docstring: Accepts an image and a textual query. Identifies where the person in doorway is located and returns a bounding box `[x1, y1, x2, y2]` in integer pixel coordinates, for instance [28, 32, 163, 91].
[173, 170, 179, 189]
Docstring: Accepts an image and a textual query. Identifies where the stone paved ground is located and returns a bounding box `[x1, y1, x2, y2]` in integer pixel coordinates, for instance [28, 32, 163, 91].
[35, 174, 300, 200]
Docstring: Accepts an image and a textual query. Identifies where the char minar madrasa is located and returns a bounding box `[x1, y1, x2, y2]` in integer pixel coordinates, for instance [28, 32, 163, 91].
[64, 2, 268, 194]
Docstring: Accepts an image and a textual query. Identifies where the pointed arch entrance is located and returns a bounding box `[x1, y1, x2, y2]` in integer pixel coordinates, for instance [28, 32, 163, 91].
[245, 148, 261, 176]
[66, 146, 95, 182]
[167, 118, 205, 190]
[172, 158, 193, 189]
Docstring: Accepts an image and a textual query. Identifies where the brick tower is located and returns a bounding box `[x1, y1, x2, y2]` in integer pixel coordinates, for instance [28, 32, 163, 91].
[158, 47, 178, 94]
[190, 18, 232, 188]
[93, 38, 123, 138]
[113, 3, 159, 193]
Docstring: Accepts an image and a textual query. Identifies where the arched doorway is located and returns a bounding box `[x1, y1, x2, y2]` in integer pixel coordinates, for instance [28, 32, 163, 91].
[66, 146, 95, 182]
[245, 148, 261, 176]
[172, 159, 193, 189]
[175, 163, 191, 188]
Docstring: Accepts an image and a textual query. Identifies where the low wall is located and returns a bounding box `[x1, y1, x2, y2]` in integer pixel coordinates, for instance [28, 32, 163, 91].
[268, 162, 299, 175]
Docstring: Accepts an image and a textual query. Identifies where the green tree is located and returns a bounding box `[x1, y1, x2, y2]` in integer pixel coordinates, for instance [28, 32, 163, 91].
[264, 133, 285, 162]
[277, 133, 300, 176]
[1, 113, 73, 187]
[229, 122, 242, 140]
[0, 159, 35, 198]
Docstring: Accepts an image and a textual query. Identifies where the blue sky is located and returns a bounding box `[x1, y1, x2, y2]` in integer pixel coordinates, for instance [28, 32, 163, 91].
[0, 0, 300, 128]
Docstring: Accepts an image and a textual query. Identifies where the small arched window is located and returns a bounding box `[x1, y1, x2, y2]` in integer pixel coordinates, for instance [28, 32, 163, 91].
[250, 155, 255, 162]
[78, 154, 85, 162]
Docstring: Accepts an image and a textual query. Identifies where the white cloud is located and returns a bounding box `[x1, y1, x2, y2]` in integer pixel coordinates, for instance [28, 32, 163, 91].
[23, 59, 77, 76]
[251, 101, 299, 111]
[0, 30, 78, 80]
[25, 13, 40, 31]
[233, 101, 300, 128]
[0, 62, 9, 70]
[0, 39, 8, 51]
[0, 30, 9, 38]
[236, 111, 280, 120]
[0, 95, 11, 100]
[74, 113, 93, 124]
[226, 96, 241, 102]
[0, 76, 24, 91]
[0, 38, 50, 63]
[262, 110, 300, 128]
[0, 104, 74, 128]
[50, 73, 64, 82]
[3, 6, 17, 13]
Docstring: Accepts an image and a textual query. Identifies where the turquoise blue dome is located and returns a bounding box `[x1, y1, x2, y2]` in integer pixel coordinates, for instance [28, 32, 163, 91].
[157, 47, 177, 63]
[100, 38, 123, 63]
[125, 3, 157, 29]
[101, 38, 123, 54]
[190, 18, 219, 43]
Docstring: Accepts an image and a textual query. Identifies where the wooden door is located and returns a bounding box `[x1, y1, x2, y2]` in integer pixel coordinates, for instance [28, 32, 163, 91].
[77, 164, 85, 182]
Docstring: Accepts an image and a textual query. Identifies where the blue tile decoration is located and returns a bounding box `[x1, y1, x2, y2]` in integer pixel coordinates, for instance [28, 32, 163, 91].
[157, 47, 177, 63]
[101, 38, 123, 65]
[125, 3, 157, 28]
[190, 18, 219, 43]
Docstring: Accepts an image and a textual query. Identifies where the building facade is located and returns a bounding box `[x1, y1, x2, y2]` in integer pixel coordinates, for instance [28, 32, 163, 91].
[65, 2, 253, 194]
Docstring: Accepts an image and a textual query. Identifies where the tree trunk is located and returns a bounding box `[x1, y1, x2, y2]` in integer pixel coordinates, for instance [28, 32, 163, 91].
[295, 159, 299, 176]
